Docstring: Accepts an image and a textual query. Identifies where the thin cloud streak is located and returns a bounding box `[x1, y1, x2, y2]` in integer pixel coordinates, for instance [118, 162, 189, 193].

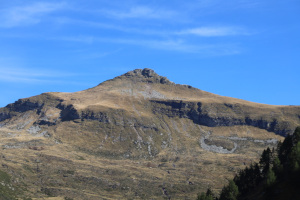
[1, 67, 77, 78]
[0, 2, 66, 28]
[0, 66, 79, 84]
[54, 18, 170, 36]
[0, 74, 53, 83]
[177, 27, 251, 37]
[0, 73, 92, 86]
[101, 6, 177, 20]
[54, 35, 241, 55]
[56, 18, 250, 37]
[186, 0, 263, 14]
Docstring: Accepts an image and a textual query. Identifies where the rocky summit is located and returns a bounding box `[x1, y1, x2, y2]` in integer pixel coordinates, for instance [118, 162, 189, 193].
[0, 68, 300, 199]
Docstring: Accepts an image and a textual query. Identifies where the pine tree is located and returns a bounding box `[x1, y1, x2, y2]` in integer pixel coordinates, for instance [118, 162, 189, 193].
[272, 157, 283, 178]
[266, 168, 276, 187]
[219, 180, 239, 200]
[278, 134, 293, 164]
[290, 141, 300, 171]
[197, 192, 207, 200]
[205, 188, 214, 200]
[260, 147, 272, 177]
[292, 127, 300, 144]
[197, 189, 214, 200]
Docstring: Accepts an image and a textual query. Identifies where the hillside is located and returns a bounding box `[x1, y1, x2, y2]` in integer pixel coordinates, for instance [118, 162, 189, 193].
[212, 127, 300, 200]
[0, 68, 299, 199]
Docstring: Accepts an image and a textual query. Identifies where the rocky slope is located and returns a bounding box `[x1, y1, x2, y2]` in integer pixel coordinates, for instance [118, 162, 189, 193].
[0, 68, 299, 199]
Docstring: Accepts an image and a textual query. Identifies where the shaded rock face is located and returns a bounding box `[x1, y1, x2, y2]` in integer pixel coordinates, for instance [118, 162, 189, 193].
[119, 68, 173, 85]
[6, 99, 43, 113]
[0, 112, 11, 122]
[244, 118, 288, 136]
[151, 100, 292, 136]
[49, 98, 294, 137]
[79, 110, 111, 123]
[141, 68, 154, 77]
[35, 120, 56, 126]
[0, 99, 44, 122]
[57, 104, 80, 121]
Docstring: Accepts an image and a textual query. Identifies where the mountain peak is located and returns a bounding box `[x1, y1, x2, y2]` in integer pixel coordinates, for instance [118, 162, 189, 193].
[116, 68, 173, 85]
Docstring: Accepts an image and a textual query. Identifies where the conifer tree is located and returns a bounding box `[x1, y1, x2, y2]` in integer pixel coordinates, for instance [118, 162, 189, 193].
[260, 147, 272, 177]
[266, 168, 276, 187]
[278, 134, 293, 164]
[290, 141, 300, 171]
[197, 188, 214, 200]
[272, 157, 283, 178]
[219, 180, 239, 200]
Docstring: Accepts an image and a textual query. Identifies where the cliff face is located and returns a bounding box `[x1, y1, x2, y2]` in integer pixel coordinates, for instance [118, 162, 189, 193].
[150, 100, 295, 136]
[0, 68, 299, 199]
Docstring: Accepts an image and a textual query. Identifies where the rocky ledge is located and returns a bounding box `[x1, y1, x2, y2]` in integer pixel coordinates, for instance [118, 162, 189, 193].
[116, 68, 174, 85]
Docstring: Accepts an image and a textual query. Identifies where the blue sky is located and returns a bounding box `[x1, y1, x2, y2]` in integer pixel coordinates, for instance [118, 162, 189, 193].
[0, 0, 299, 107]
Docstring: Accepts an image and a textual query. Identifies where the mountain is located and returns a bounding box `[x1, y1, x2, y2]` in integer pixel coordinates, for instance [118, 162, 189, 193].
[0, 68, 299, 199]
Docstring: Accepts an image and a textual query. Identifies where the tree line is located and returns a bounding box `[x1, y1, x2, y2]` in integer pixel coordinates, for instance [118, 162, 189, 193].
[197, 127, 300, 200]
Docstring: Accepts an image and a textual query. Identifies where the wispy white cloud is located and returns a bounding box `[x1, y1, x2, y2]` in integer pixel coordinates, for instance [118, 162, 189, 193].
[117, 37, 241, 56]
[53, 17, 172, 36]
[0, 2, 249, 58]
[54, 17, 250, 38]
[187, 0, 263, 13]
[0, 2, 66, 28]
[144, 39, 241, 55]
[177, 27, 251, 37]
[102, 6, 176, 20]
[0, 66, 78, 84]
[53, 35, 240, 56]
